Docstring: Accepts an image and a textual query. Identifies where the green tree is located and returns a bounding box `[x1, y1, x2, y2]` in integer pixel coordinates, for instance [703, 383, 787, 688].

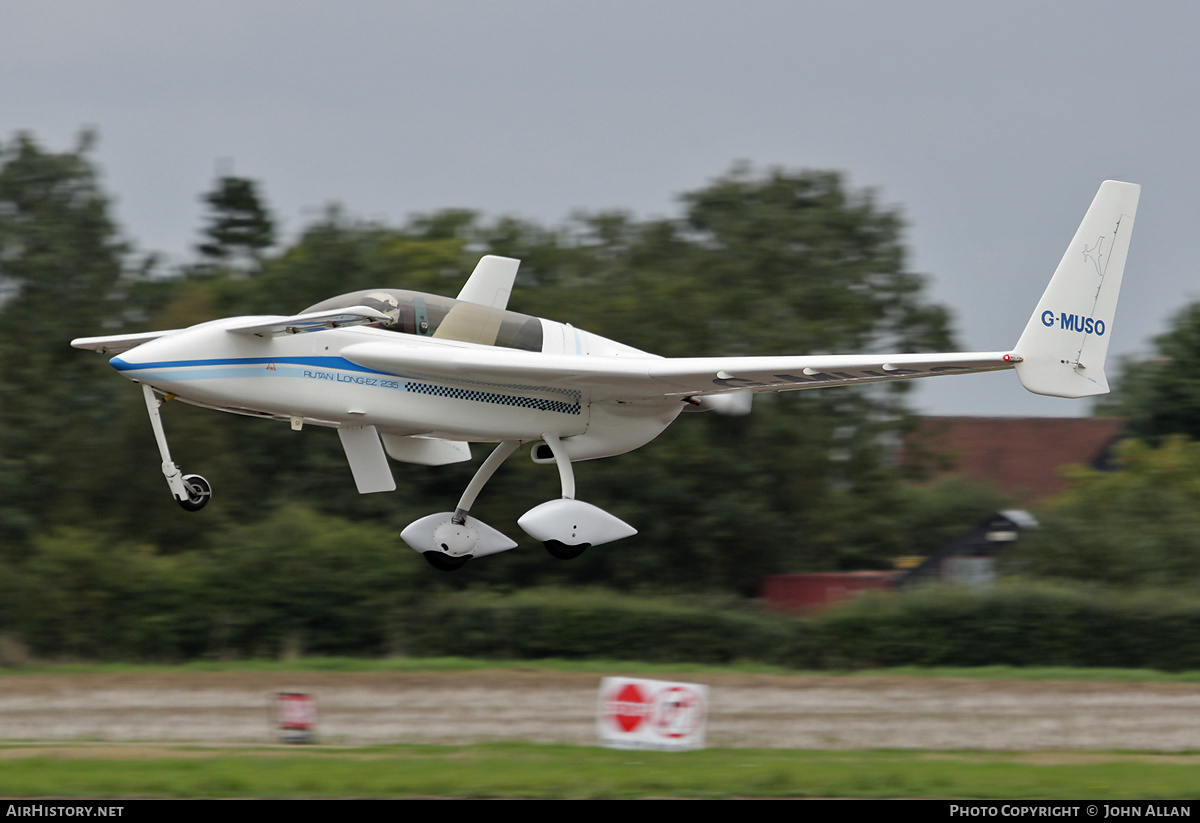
[1098, 302, 1200, 442]
[0, 132, 129, 549]
[676, 166, 951, 356]
[204, 505, 422, 657]
[196, 175, 275, 266]
[1014, 437, 1200, 587]
[3, 527, 210, 659]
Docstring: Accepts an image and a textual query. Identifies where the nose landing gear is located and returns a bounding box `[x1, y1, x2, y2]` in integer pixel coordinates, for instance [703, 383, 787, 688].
[142, 384, 212, 512]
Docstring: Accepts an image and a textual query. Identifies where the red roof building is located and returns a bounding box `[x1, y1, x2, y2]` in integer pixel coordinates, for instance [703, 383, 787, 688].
[912, 416, 1126, 503]
[761, 571, 897, 614]
[760, 417, 1127, 614]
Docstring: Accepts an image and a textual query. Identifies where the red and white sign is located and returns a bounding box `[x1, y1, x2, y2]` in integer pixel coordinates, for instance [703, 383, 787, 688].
[597, 677, 708, 750]
[274, 692, 317, 743]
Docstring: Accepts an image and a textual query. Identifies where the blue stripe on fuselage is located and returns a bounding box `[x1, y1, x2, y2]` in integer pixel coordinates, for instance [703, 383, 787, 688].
[109, 354, 583, 415]
[109, 355, 390, 375]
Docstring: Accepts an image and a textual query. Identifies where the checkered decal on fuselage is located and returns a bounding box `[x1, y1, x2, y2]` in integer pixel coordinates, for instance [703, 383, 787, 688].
[406, 380, 581, 415]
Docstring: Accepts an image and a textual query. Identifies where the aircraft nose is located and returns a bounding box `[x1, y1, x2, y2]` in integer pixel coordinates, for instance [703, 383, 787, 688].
[108, 351, 145, 381]
[108, 335, 171, 379]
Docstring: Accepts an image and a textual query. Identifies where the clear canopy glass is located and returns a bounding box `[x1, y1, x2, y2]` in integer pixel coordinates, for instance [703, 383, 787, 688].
[303, 289, 544, 352]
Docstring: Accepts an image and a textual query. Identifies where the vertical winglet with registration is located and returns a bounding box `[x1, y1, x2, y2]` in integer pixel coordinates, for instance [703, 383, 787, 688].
[1014, 180, 1140, 398]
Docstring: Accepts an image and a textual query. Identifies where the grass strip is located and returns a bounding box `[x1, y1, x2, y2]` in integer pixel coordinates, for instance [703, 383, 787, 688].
[0, 743, 1196, 799]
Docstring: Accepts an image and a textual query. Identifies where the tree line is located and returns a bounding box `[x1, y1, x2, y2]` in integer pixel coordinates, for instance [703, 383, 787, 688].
[3, 131, 1200, 661]
[0, 133, 993, 587]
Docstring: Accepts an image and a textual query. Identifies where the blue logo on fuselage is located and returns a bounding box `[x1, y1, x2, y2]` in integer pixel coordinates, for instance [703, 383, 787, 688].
[1041, 310, 1105, 336]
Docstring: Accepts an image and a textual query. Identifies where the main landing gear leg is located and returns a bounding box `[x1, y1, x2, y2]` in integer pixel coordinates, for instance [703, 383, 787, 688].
[518, 432, 636, 560]
[542, 432, 576, 501]
[452, 441, 520, 525]
[401, 441, 520, 570]
[142, 384, 211, 512]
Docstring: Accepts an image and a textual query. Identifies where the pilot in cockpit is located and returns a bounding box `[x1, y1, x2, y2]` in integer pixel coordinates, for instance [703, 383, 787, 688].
[358, 292, 408, 333]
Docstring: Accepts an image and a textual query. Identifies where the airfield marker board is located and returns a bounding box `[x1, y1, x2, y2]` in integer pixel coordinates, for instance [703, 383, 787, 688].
[274, 692, 317, 744]
[597, 676, 708, 751]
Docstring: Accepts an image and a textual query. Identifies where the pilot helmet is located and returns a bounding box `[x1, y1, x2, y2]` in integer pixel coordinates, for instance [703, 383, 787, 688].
[360, 292, 402, 328]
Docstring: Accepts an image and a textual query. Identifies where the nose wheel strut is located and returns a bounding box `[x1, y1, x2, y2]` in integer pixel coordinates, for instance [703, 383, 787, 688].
[142, 384, 211, 512]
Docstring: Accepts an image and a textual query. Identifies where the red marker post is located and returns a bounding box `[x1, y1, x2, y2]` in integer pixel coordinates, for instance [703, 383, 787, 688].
[274, 692, 317, 744]
[597, 677, 708, 750]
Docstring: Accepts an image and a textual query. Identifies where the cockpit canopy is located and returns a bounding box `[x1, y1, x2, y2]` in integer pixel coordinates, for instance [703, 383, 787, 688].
[302, 289, 544, 352]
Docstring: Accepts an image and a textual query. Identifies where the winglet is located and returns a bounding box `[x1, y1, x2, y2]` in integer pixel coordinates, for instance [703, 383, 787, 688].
[1013, 181, 1140, 398]
[456, 255, 520, 310]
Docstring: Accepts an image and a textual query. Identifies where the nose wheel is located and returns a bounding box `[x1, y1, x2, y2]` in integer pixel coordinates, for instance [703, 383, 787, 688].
[178, 474, 212, 512]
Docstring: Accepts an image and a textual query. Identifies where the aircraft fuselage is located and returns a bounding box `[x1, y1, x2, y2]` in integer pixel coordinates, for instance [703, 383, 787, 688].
[110, 310, 683, 462]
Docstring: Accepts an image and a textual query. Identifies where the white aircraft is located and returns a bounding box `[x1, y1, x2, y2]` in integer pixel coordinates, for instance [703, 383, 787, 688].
[73, 181, 1139, 570]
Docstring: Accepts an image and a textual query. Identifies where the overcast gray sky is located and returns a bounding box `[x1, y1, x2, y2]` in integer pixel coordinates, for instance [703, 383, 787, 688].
[4, 0, 1197, 416]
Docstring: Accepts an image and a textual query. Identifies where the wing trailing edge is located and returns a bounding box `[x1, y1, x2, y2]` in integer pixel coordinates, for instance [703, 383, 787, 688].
[340, 341, 1015, 402]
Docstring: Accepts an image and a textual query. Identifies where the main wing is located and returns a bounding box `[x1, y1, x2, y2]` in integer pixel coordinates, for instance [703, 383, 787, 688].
[340, 341, 1016, 403]
[343, 180, 1139, 404]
